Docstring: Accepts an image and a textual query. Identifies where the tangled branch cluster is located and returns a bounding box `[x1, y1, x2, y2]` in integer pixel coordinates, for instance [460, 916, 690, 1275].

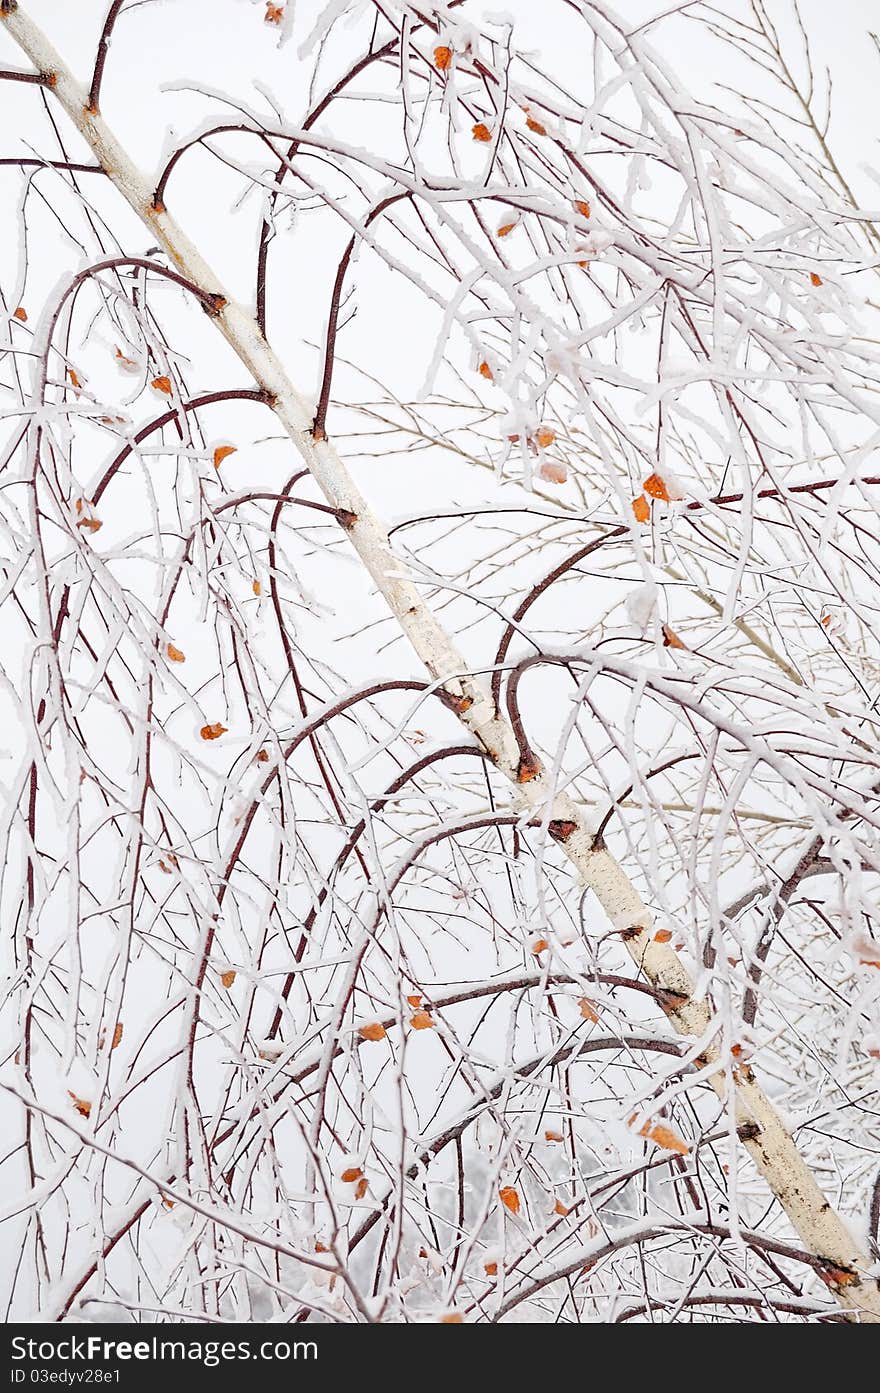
[1, 0, 879, 1323]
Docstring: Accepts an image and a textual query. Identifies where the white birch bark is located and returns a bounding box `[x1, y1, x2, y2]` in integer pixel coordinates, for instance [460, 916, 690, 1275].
[4, 0, 878, 1320]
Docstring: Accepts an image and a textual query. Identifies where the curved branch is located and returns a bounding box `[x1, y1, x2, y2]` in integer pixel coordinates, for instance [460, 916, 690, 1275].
[92, 388, 266, 504]
[494, 1218, 832, 1319]
[87, 0, 126, 115]
[312, 192, 409, 440]
[491, 527, 626, 710]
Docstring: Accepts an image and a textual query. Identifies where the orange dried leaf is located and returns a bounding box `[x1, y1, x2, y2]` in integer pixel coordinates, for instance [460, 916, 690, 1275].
[526, 116, 547, 135]
[265, 3, 284, 23]
[472, 122, 492, 142]
[653, 928, 672, 944]
[406, 994, 422, 1008]
[166, 642, 185, 663]
[497, 221, 517, 237]
[359, 1021, 387, 1042]
[220, 969, 236, 989]
[68, 367, 82, 389]
[13, 306, 27, 322]
[255, 748, 270, 762]
[662, 624, 687, 650]
[77, 518, 103, 534]
[161, 1195, 175, 1209]
[410, 1008, 435, 1030]
[539, 459, 567, 485]
[544, 1129, 564, 1143]
[631, 493, 651, 524]
[213, 444, 237, 469]
[578, 997, 599, 1023]
[200, 722, 227, 740]
[484, 1261, 498, 1276]
[111, 1022, 123, 1050]
[530, 938, 549, 955]
[151, 375, 172, 395]
[440, 1313, 463, 1323]
[434, 45, 452, 71]
[553, 1200, 570, 1217]
[68, 1091, 92, 1118]
[354, 1176, 368, 1200]
[643, 471, 671, 502]
[341, 1166, 363, 1183]
[499, 1185, 520, 1215]
[574, 200, 591, 218]
[536, 426, 556, 449]
[632, 1116, 690, 1156]
[819, 1264, 859, 1289]
[478, 360, 494, 380]
[810, 272, 823, 287]
[252, 579, 261, 596]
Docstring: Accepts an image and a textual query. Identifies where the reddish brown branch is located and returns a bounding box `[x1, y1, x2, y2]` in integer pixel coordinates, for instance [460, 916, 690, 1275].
[311, 192, 408, 440]
[87, 0, 126, 114]
[0, 66, 52, 83]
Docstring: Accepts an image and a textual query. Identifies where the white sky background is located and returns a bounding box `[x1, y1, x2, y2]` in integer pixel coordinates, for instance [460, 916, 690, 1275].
[2, 0, 880, 1322]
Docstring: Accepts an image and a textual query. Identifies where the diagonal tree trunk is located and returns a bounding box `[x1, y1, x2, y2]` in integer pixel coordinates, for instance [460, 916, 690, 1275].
[4, 0, 878, 1321]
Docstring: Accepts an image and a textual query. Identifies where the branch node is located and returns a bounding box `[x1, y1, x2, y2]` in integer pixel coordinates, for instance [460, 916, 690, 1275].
[335, 508, 358, 530]
[737, 1121, 762, 1143]
[516, 751, 542, 783]
[548, 819, 577, 843]
[201, 292, 227, 318]
[438, 689, 473, 716]
[660, 988, 690, 1010]
[818, 1260, 861, 1290]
